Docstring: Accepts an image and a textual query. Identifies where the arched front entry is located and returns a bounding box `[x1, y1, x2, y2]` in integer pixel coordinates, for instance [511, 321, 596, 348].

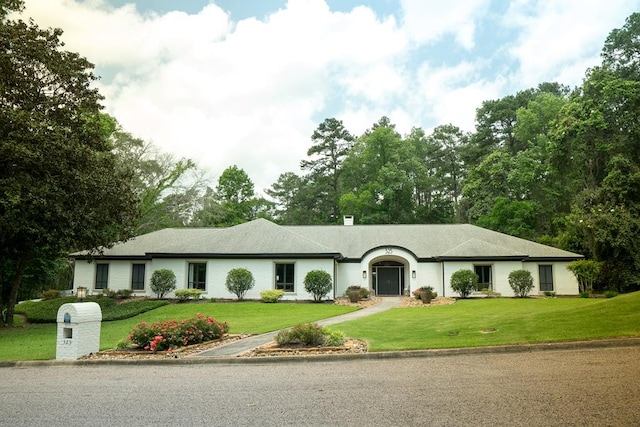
[372, 260, 406, 296]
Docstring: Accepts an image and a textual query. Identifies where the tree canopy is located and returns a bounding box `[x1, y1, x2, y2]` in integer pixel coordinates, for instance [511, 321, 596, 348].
[0, 1, 139, 324]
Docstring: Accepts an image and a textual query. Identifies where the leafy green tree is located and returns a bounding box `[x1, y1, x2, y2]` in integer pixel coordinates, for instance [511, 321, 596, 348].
[0, 2, 139, 325]
[340, 117, 414, 223]
[566, 156, 640, 291]
[225, 268, 255, 300]
[192, 166, 273, 227]
[303, 269, 332, 302]
[450, 269, 479, 298]
[109, 120, 206, 234]
[150, 269, 177, 298]
[567, 260, 601, 294]
[508, 269, 534, 298]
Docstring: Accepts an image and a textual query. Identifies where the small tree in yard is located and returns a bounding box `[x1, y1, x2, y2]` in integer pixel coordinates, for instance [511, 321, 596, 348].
[150, 269, 176, 298]
[225, 268, 255, 300]
[450, 269, 478, 298]
[567, 260, 601, 294]
[304, 270, 332, 302]
[508, 269, 534, 298]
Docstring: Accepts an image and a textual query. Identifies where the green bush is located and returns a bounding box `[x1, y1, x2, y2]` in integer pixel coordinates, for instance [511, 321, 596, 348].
[175, 289, 203, 301]
[225, 268, 255, 300]
[275, 323, 327, 346]
[304, 270, 332, 302]
[450, 269, 479, 298]
[508, 269, 534, 298]
[40, 289, 61, 301]
[580, 291, 591, 298]
[128, 313, 229, 352]
[260, 289, 284, 303]
[101, 300, 168, 321]
[14, 297, 168, 323]
[544, 291, 555, 297]
[604, 290, 619, 298]
[344, 286, 370, 300]
[413, 286, 437, 300]
[324, 330, 346, 346]
[150, 269, 177, 298]
[103, 289, 134, 299]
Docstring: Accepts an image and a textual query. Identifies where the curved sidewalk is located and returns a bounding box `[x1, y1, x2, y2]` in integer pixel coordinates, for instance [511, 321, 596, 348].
[194, 297, 401, 358]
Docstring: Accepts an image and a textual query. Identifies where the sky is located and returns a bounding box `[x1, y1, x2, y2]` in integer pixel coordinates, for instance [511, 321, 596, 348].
[17, 0, 640, 194]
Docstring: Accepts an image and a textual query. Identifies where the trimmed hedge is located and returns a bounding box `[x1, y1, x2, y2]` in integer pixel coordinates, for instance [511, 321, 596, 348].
[14, 297, 168, 323]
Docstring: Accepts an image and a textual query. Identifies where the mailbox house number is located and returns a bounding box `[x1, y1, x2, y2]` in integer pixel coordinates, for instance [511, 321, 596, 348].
[63, 339, 72, 345]
[385, 247, 393, 254]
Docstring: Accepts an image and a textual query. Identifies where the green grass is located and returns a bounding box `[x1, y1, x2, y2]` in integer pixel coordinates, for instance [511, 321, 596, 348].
[336, 292, 640, 351]
[2, 293, 639, 361]
[0, 301, 357, 361]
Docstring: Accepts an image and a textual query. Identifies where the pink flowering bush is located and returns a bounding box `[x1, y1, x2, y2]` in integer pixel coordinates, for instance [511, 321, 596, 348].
[128, 313, 229, 352]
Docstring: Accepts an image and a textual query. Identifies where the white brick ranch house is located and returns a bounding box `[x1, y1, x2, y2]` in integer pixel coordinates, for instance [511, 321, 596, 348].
[71, 218, 583, 299]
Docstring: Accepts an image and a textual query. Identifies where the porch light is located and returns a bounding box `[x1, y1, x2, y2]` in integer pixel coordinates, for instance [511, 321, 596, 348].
[76, 287, 87, 302]
[362, 270, 367, 279]
[412, 270, 416, 278]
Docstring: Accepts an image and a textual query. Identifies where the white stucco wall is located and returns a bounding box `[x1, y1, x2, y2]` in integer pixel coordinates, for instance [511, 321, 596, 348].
[73, 258, 336, 301]
[523, 261, 579, 295]
[73, 257, 580, 300]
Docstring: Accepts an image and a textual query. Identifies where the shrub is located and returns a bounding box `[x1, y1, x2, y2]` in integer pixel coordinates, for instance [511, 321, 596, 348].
[604, 290, 619, 298]
[128, 313, 229, 352]
[344, 286, 370, 300]
[150, 269, 177, 298]
[175, 289, 203, 301]
[567, 260, 601, 293]
[544, 291, 556, 297]
[14, 297, 168, 323]
[580, 291, 591, 298]
[261, 289, 284, 303]
[225, 268, 255, 300]
[508, 269, 534, 298]
[450, 269, 478, 298]
[103, 289, 134, 299]
[40, 289, 61, 301]
[304, 269, 332, 302]
[275, 323, 326, 346]
[413, 286, 437, 300]
[324, 330, 346, 346]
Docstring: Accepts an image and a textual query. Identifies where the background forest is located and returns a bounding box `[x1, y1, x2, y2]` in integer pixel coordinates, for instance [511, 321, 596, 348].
[3, 7, 640, 313]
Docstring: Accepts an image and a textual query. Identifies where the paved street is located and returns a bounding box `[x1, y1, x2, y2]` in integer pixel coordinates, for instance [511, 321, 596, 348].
[2, 345, 639, 426]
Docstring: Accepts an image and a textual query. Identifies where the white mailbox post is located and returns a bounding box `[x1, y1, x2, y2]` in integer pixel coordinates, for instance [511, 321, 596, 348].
[56, 302, 102, 360]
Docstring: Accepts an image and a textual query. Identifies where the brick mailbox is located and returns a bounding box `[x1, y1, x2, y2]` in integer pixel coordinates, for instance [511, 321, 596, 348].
[56, 302, 102, 360]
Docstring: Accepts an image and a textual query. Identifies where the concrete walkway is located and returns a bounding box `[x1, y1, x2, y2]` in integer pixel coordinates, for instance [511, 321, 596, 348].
[194, 297, 401, 358]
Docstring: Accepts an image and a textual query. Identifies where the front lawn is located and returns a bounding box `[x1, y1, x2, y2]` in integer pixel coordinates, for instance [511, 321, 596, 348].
[336, 291, 640, 351]
[0, 301, 357, 361]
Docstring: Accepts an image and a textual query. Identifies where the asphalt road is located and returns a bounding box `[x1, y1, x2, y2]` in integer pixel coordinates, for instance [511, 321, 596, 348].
[2, 346, 639, 426]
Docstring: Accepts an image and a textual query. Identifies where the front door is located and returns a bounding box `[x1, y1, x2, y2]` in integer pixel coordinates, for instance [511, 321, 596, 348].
[377, 267, 399, 295]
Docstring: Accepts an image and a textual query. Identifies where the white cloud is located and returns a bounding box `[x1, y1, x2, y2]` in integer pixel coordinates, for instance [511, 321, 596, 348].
[399, 0, 491, 49]
[504, 0, 638, 87]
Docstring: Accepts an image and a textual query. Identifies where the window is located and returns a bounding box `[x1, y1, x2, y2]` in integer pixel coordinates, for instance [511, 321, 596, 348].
[275, 263, 295, 292]
[188, 263, 207, 290]
[474, 265, 492, 290]
[95, 264, 109, 289]
[539, 265, 554, 292]
[131, 264, 145, 291]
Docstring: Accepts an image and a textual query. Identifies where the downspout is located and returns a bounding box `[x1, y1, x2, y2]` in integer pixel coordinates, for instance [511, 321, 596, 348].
[441, 261, 446, 297]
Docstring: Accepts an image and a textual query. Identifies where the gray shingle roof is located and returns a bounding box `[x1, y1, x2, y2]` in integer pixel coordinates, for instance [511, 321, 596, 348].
[72, 218, 582, 260]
